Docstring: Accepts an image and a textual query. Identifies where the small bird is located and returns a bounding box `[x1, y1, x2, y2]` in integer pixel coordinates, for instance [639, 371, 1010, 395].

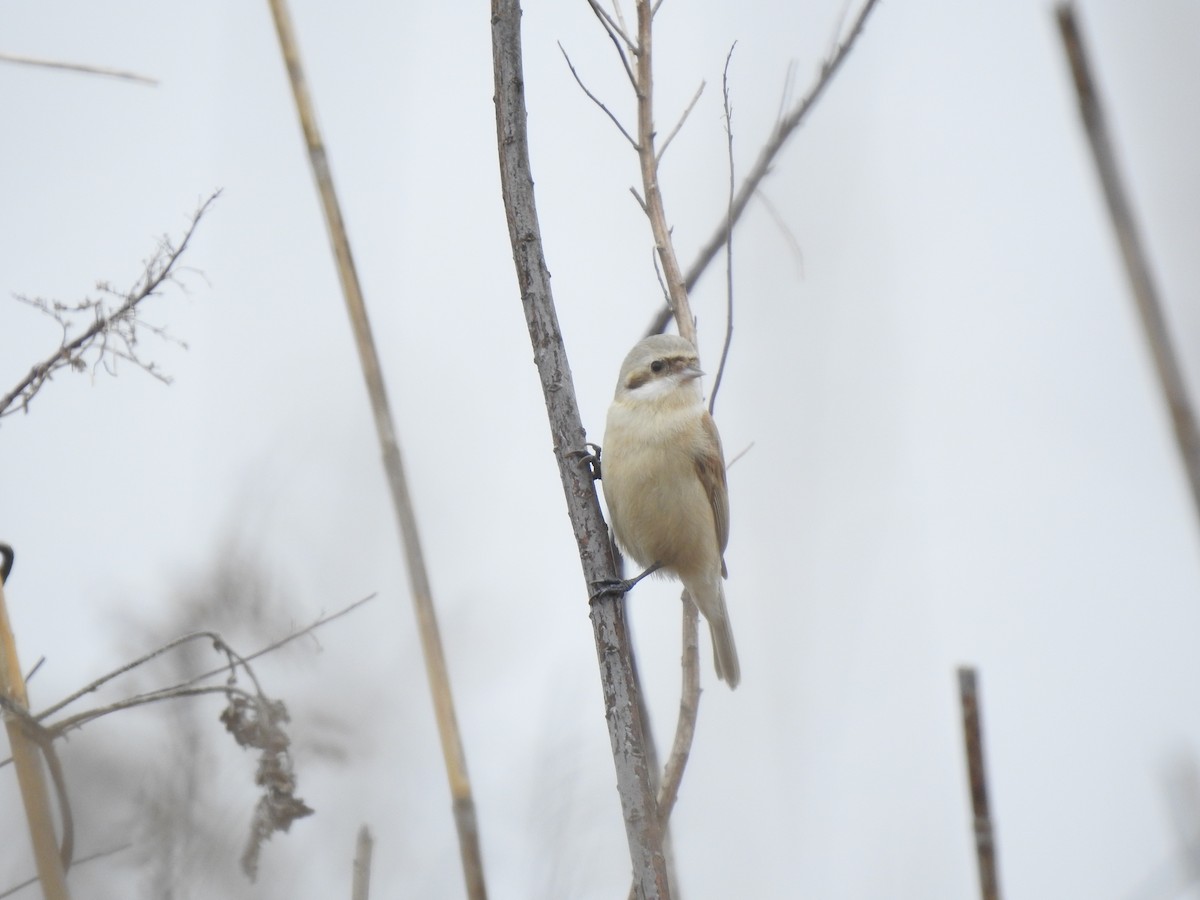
[600, 333, 740, 689]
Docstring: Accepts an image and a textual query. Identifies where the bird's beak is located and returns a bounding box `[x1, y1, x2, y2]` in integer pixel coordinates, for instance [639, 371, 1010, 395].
[684, 363, 705, 380]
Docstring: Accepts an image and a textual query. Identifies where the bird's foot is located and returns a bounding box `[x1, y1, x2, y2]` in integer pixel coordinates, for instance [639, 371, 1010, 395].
[568, 443, 602, 480]
[588, 562, 662, 602]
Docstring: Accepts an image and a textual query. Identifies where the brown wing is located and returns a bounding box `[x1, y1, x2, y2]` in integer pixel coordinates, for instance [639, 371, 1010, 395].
[694, 410, 730, 576]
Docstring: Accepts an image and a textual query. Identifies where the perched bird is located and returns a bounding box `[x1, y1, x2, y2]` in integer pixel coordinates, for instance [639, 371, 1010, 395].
[600, 333, 740, 689]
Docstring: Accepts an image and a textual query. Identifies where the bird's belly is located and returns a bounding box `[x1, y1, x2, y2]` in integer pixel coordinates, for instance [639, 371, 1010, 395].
[603, 440, 717, 579]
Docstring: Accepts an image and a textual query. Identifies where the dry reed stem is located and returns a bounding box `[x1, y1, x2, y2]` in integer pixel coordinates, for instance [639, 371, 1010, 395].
[1055, 4, 1200, 521]
[263, 2, 487, 896]
[0, 550, 70, 898]
[958, 667, 1002, 900]
[351, 825, 373, 900]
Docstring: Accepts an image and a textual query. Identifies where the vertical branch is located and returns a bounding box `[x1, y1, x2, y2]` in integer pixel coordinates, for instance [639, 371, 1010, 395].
[958, 666, 1002, 900]
[633, 0, 696, 345]
[0, 547, 71, 899]
[710, 43, 737, 413]
[1056, 4, 1200, 522]
[491, 2, 670, 898]
[263, 4, 488, 898]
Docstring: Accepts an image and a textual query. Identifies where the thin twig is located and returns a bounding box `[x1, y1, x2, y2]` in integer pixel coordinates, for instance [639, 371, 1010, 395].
[265, 3, 488, 897]
[586, 0, 639, 88]
[0, 843, 131, 900]
[491, 2, 669, 896]
[45, 683, 257, 738]
[1, 192, 219, 419]
[36, 629, 241, 723]
[1055, 3, 1200, 522]
[753, 189, 805, 279]
[35, 594, 376, 723]
[655, 80, 705, 165]
[647, 0, 882, 335]
[710, 44, 737, 414]
[176, 593, 376, 690]
[656, 599, 701, 822]
[958, 666, 1003, 900]
[726, 441, 755, 470]
[0, 51, 159, 85]
[559, 42, 639, 151]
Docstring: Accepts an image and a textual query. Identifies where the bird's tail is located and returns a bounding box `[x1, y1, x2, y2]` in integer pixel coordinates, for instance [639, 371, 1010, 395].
[686, 577, 740, 690]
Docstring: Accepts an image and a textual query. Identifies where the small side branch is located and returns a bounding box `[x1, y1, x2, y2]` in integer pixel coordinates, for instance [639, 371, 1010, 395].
[586, 0, 638, 87]
[0, 191, 219, 420]
[559, 42, 639, 150]
[1055, 4, 1200, 523]
[655, 80, 705, 165]
[958, 666, 1003, 900]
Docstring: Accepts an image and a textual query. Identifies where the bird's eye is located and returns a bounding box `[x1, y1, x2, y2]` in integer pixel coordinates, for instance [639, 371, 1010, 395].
[650, 359, 666, 374]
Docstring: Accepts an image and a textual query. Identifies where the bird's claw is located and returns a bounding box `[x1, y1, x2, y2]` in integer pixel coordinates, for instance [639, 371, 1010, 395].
[588, 562, 662, 603]
[568, 442, 602, 480]
[589, 577, 635, 603]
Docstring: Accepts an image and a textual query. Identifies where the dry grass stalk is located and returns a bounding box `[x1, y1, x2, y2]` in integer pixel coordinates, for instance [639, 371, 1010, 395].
[263, 2, 488, 896]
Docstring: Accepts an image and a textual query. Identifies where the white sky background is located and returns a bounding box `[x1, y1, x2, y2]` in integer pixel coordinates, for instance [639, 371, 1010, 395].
[2, 1, 1200, 897]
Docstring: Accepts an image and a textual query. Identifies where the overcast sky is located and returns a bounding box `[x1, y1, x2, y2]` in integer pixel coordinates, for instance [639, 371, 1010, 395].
[3, 1, 1200, 898]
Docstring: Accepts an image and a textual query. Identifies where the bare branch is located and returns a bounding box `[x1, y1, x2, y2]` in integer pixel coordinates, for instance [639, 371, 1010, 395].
[655, 80, 705, 165]
[586, 0, 639, 89]
[1, 191, 220, 420]
[42, 683, 256, 738]
[559, 42, 639, 150]
[0, 51, 159, 85]
[646, 0, 883, 334]
[35, 594, 376, 723]
[265, 0, 488, 893]
[633, 0, 695, 343]
[656, 598, 701, 822]
[492, 1, 669, 896]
